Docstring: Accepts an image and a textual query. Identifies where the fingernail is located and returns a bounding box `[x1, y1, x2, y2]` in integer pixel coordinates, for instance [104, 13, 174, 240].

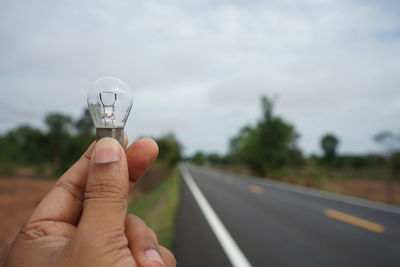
[144, 248, 164, 266]
[94, 138, 121, 164]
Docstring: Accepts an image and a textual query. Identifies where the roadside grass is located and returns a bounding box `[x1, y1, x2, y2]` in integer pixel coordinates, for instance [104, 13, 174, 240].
[127, 167, 180, 250]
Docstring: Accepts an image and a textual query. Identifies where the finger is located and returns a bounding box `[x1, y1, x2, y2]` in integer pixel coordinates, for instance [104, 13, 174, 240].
[28, 142, 96, 224]
[125, 214, 165, 267]
[126, 138, 159, 184]
[159, 246, 176, 267]
[124, 133, 129, 149]
[79, 137, 129, 233]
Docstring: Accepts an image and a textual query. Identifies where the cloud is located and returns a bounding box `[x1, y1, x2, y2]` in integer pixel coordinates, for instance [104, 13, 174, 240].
[0, 0, 399, 155]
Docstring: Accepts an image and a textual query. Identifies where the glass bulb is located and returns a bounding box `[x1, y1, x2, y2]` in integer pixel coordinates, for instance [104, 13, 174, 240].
[87, 77, 133, 145]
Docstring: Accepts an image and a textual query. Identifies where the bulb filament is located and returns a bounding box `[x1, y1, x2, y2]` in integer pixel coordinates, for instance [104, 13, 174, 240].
[99, 92, 117, 127]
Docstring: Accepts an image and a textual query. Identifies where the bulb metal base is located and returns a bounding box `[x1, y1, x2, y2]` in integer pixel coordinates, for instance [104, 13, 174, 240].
[96, 128, 124, 146]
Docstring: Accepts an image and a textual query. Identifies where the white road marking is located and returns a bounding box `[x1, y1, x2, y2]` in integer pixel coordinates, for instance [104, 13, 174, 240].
[180, 165, 252, 267]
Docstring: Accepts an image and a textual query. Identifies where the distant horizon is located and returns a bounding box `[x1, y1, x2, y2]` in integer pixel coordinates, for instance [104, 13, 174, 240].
[0, 103, 393, 157]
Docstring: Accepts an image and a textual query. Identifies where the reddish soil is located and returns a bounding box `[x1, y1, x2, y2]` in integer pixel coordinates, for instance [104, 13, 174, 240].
[0, 177, 55, 263]
[326, 179, 400, 205]
[0, 163, 168, 264]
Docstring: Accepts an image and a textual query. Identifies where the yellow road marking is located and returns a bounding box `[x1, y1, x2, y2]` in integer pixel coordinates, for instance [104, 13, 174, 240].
[224, 177, 234, 184]
[324, 209, 385, 233]
[248, 185, 264, 194]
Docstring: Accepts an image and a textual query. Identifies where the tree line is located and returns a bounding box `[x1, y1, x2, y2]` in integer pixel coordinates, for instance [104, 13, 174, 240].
[0, 109, 95, 175]
[1, 96, 399, 182]
[189, 96, 400, 181]
[0, 109, 182, 176]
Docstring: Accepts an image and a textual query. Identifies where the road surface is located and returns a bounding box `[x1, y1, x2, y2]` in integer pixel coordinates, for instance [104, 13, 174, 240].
[174, 164, 400, 267]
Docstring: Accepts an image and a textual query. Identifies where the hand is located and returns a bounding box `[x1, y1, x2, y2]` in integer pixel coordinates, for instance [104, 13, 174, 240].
[5, 137, 176, 267]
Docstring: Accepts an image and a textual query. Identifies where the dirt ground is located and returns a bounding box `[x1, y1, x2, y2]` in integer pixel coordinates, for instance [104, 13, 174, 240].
[0, 177, 55, 263]
[326, 179, 400, 205]
[0, 164, 169, 264]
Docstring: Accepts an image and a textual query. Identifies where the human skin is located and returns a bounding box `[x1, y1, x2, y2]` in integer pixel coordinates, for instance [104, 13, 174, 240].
[5, 137, 176, 267]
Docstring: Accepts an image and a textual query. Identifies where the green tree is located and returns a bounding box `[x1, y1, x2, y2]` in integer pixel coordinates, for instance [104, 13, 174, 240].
[320, 133, 339, 166]
[9, 125, 46, 164]
[191, 151, 206, 166]
[0, 109, 99, 176]
[229, 96, 301, 176]
[69, 109, 96, 163]
[374, 131, 400, 203]
[45, 113, 74, 174]
[206, 153, 225, 164]
[75, 108, 94, 135]
[155, 133, 182, 167]
[0, 125, 46, 174]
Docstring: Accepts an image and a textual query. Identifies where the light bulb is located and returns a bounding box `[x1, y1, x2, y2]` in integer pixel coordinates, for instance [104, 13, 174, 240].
[87, 77, 133, 145]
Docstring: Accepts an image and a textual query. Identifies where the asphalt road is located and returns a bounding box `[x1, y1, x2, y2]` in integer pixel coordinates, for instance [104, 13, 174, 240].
[175, 165, 400, 267]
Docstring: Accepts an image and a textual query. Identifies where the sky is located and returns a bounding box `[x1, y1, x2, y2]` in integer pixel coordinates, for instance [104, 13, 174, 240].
[0, 0, 399, 156]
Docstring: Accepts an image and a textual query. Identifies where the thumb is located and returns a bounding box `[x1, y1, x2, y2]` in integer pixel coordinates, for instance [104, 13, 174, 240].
[78, 137, 129, 234]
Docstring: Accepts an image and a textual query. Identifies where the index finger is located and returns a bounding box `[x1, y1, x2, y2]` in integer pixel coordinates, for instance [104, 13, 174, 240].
[126, 138, 159, 184]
